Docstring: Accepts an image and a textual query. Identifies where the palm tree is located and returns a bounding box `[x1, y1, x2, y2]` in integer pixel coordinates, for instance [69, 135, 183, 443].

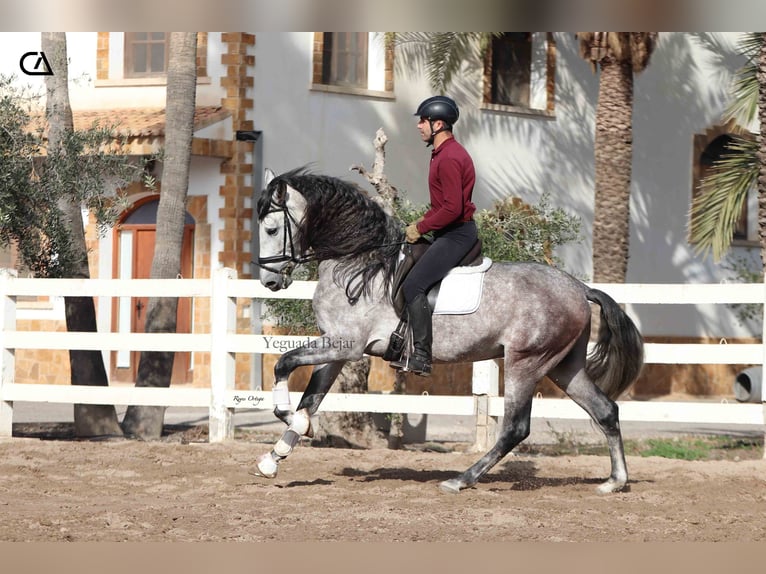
[759, 34, 766, 268]
[690, 33, 764, 263]
[121, 33, 198, 439]
[576, 33, 658, 283]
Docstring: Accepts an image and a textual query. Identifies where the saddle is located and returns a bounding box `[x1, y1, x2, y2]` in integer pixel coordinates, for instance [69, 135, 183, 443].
[390, 237, 484, 319]
[383, 237, 484, 364]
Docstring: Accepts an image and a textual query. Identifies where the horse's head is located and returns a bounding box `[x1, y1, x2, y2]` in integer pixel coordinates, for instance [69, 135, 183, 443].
[256, 168, 308, 291]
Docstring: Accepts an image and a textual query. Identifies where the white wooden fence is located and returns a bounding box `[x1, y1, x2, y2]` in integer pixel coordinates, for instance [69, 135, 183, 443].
[1, 267, 765, 449]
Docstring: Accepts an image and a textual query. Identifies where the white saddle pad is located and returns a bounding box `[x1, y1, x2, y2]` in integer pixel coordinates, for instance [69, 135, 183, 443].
[433, 257, 493, 315]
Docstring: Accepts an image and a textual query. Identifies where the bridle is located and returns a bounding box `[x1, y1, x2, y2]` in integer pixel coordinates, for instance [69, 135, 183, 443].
[255, 196, 315, 278]
[256, 188, 408, 296]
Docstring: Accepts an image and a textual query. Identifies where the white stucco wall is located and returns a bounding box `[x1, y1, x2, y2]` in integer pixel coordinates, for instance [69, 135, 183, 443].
[629, 32, 758, 338]
[251, 32, 600, 273]
[0, 32, 228, 108]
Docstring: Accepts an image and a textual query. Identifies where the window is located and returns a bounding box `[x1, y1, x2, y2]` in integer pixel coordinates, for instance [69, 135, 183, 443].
[691, 130, 751, 243]
[97, 32, 209, 84]
[124, 32, 169, 78]
[312, 32, 394, 96]
[490, 33, 531, 107]
[322, 33, 368, 88]
[482, 32, 556, 116]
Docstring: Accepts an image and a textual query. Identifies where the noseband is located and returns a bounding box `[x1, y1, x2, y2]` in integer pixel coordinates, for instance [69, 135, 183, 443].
[256, 197, 315, 277]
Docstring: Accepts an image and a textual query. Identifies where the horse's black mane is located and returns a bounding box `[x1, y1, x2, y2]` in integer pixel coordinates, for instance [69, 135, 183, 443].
[257, 167, 404, 303]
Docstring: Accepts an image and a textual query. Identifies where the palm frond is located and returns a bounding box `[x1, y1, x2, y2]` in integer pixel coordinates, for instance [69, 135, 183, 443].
[424, 33, 482, 94]
[725, 33, 763, 126]
[391, 32, 494, 93]
[689, 135, 759, 260]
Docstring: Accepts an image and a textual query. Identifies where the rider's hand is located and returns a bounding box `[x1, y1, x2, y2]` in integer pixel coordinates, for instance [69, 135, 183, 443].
[405, 222, 421, 243]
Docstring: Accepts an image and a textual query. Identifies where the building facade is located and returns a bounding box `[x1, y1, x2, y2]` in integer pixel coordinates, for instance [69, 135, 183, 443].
[0, 32, 758, 397]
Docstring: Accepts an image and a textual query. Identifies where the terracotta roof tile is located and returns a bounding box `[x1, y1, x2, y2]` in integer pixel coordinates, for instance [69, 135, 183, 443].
[77, 106, 230, 137]
[31, 106, 230, 139]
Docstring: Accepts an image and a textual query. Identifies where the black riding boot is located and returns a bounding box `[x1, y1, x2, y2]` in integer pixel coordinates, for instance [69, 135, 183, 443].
[405, 294, 433, 376]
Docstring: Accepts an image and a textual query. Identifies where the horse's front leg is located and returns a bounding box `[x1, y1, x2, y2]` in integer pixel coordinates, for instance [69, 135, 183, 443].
[270, 347, 313, 427]
[254, 340, 355, 479]
[254, 360, 344, 478]
[270, 342, 352, 423]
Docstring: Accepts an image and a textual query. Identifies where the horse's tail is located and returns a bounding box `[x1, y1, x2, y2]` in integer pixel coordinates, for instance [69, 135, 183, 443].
[585, 288, 644, 400]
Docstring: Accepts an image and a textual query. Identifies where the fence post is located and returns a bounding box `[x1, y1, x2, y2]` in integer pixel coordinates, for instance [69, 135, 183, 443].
[209, 267, 237, 442]
[0, 270, 17, 438]
[471, 359, 500, 452]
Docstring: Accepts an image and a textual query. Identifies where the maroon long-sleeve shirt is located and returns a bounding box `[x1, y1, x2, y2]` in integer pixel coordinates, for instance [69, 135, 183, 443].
[416, 137, 476, 234]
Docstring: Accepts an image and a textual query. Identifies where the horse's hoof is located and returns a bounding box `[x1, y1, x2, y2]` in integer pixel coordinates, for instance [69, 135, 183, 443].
[251, 453, 279, 479]
[439, 478, 465, 494]
[596, 479, 629, 494]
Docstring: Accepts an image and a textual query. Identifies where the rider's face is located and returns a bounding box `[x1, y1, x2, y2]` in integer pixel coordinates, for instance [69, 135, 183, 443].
[417, 117, 432, 142]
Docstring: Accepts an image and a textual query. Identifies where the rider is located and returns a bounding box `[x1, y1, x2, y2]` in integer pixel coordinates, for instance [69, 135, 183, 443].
[394, 95, 478, 376]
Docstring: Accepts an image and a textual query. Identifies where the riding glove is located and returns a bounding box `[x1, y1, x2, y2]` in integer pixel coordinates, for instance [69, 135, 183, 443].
[405, 222, 421, 243]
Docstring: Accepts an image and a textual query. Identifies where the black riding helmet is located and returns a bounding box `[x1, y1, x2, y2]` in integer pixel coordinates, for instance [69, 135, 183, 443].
[414, 96, 459, 146]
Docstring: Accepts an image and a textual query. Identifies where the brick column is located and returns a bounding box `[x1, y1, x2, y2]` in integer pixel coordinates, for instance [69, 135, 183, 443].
[219, 33, 256, 389]
[218, 32, 255, 276]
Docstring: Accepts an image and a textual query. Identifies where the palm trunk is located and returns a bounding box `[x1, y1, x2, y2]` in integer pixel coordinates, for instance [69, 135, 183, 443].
[757, 33, 766, 269]
[42, 32, 123, 438]
[121, 33, 198, 439]
[591, 56, 634, 284]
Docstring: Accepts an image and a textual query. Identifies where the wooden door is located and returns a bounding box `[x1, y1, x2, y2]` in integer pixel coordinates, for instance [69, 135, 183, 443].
[112, 222, 194, 384]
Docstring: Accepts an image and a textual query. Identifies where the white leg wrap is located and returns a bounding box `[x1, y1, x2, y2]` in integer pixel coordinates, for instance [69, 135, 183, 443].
[291, 408, 311, 436]
[272, 382, 291, 411]
[273, 429, 301, 457]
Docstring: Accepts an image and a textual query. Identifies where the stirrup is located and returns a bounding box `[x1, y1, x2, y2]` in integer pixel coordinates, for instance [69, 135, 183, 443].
[388, 356, 408, 371]
[408, 352, 432, 377]
[390, 353, 431, 376]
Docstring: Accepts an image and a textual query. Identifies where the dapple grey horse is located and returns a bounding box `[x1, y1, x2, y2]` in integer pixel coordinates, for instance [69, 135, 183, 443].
[253, 168, 644, 494]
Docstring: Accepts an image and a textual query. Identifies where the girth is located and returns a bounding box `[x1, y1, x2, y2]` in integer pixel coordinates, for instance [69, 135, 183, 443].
[390, 237, 483, 319]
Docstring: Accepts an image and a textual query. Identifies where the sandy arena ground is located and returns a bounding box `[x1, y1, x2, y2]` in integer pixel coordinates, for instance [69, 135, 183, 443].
[1, 425, 765, 543]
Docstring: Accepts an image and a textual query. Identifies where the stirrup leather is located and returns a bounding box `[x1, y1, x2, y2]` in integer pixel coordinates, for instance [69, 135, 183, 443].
[382, 319, 408, 362]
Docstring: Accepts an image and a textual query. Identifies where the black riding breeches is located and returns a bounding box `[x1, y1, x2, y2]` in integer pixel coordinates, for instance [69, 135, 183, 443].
[401, 220, 478, 303]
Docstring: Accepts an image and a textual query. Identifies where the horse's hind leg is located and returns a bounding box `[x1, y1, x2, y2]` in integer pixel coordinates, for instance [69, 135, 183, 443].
[440, 358, 538, 494]
[440, 397, 533, 493]
[549, 346, 628, 493]
[561, 370, 628, 493]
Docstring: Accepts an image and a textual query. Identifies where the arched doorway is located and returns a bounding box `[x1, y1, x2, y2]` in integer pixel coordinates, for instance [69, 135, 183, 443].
[111, 197, 195, 384]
